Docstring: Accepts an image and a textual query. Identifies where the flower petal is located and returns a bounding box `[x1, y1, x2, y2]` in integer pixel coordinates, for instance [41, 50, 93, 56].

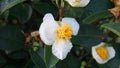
[65, 0, 90, 7]
[79, 0, 90, 7]
[43, 13, 55, 23]
[62, 18, 79, 35]
[65, 0, 77, 7]
[39, 13, 59, 45]
[52, 39, 72, 60]
[92, 42, 116, 64]
[107, 47, 115, 60]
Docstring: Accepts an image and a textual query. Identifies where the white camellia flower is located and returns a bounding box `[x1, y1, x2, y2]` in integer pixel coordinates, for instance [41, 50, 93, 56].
[92, 42, 115, 64]
[39, 13, 79, 60]
[65, 0, 90, 7]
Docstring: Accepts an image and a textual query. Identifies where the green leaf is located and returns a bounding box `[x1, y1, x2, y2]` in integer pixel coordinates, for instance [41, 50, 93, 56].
[8, 50, 28, 59]
[0, 26, 25, 51]
[101, 23, 120, 37]
[32, 2, 57, 15]
[25, 60, 36, 68]
[29, 48, 46, 68]
[4, 65, 16, 68]
[88, 60, 99, 68]
[64, 3, 84, 18]
[83, 10, 113, 24]
[0, 57, 6, 67]
[83, 0, 113, 18]
[56, 54, 80, 68]
[0, 10, 9, 21]
[72, 24, 102, 52]
[99, 44, 120, 68]
[0, 0, 26, 15]
[10, 4, 32, 24]
[44, 45, 59, 68]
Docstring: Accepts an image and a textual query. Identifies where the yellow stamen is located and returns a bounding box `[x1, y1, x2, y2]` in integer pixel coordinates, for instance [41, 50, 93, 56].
[96, 46, 108, 60]
[56, 23, 73, 39]
[76, 0, 80, 2]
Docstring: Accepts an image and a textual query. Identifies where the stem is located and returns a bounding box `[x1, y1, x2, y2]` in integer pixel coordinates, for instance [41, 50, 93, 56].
[102, 30, 110, 42]
[59, 0, 64, 21]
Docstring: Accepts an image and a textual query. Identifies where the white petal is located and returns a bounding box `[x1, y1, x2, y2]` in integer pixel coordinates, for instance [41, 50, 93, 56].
[43, 13, 55, 23]
[92, 42, 116, 64]
[66, 0, 75, 3]
[107, 47, 115, 60]
[80, 0, 90, 7]
[66, 0, 90, 7]
[39, 13, 59, 45]
[62, 18, 79, 35]
[52, 39, 72, 60]
[65, 0, 76, 6]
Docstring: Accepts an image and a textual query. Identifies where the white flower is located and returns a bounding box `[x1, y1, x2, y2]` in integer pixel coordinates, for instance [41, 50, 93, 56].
[39, 13, 79, 60]
[92, 42, 115, 64]
[65, 0, 90, 7]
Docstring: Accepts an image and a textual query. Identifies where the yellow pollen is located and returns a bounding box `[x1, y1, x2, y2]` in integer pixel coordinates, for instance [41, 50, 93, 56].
[76, 0, 80, 2]
[56, 23, 73, 39]
[96, 46, 108, 60]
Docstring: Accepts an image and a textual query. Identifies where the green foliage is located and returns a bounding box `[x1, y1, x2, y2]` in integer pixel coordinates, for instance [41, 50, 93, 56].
[29, 48, 46, 68]
[72, 24, 102, 52]
[0, 26, 25, 51]
[44, 45, 59, 68]
[0, 0, 119, 68]
[64, 3, 84, 18]
[83, 0, 113, 17]
[83, 10, 113, 24]
[10, 4, 32, 24]
[32, 2, 57, 15]
[102, 23, 120, 36]
[0, 0, 26, 15]
[0, 57, 6, 67]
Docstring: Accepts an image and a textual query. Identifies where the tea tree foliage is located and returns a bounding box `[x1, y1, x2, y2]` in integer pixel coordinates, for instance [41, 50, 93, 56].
[0, 0, 120, 68]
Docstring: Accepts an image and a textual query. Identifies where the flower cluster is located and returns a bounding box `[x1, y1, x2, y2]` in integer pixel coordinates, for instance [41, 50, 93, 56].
[39, 0, 116, 64]
[39, 13, 116, 64]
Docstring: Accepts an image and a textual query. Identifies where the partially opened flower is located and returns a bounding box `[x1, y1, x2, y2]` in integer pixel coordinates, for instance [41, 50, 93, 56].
[92, 42, 115, 64]
[65, 0, 90, 7]
[39, 13, 79, 60]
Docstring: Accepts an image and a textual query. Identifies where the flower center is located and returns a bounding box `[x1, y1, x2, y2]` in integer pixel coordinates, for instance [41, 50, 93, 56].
[56, 23, 73, 39]
[76, 0, 80, 2]
[96, 46, 108, 60]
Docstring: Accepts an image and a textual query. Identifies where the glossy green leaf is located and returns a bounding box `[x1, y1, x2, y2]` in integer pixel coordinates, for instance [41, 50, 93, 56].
[24, 60, 35, 68]
[101, 23, 120, 37]
[56, 54, 80, 68]
[0, 26, 25, 51]
[32, 2, 56, 15]
[4, 65, 16, 68]
[44, 45, 59, 68]
[64, 3, 84, 18]
[83, 10, 113, 24]
[0, 57, 6, 67]
[8, 50, 28, 59]
[10, 4, 32, 24]
[0, 0, 26, 15]
[88, 60, 99, 68]
[82, 0, 113, 19]
[29, 48, 46, 68]
[72, 24, 102, 52]
[99, 44, 120, 68]
[0, 10, 9, 21]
